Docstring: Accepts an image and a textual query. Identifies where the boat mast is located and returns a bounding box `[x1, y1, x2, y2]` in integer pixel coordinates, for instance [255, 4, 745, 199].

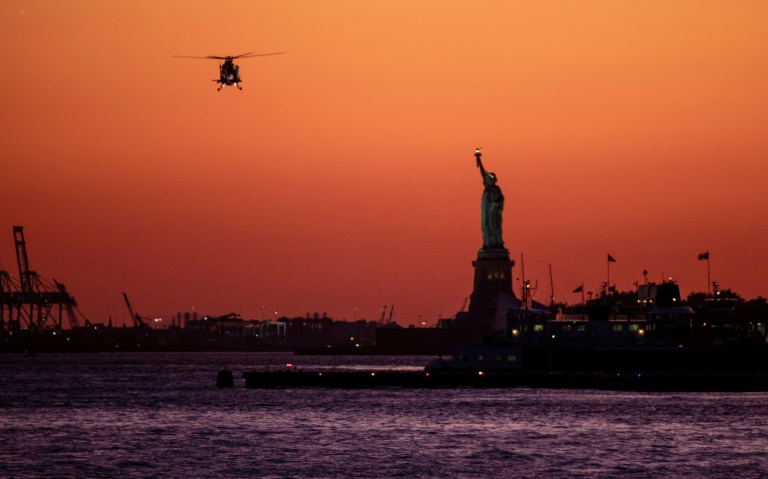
[549, 263, 555, 311]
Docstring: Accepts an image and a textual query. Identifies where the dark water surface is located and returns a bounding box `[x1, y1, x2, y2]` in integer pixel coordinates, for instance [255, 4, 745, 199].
[2, 352, 767, 478]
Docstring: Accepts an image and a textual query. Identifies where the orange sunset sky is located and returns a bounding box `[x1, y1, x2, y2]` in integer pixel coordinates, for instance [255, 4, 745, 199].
[2, 1, 767, 327]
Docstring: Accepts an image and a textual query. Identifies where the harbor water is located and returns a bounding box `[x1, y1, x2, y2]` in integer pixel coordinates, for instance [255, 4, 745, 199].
[2, 352, 767, 478]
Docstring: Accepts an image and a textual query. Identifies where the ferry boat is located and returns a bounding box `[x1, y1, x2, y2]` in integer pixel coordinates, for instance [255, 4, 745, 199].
[427, 280, 768, 375]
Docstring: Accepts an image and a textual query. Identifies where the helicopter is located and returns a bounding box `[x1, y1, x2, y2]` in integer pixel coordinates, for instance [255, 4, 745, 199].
[173, 52, 285, 91]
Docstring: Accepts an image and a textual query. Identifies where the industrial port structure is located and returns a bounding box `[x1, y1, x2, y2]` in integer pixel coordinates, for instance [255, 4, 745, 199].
[0, 226, 85, 336]
[0, 226, 391, 352]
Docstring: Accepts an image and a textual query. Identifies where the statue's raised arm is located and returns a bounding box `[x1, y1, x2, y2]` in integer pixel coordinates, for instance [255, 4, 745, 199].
[475, 148, 488, 179]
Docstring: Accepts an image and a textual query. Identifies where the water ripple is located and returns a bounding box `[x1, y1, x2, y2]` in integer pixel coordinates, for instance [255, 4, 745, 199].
[2, 353, 768, 478]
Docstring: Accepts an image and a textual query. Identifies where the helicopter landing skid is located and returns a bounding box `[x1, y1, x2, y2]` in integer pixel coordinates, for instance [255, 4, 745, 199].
[214, 82, 242, 91]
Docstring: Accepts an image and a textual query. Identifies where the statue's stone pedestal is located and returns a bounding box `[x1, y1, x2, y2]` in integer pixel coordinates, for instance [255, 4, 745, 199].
[458, 247, 516, 339]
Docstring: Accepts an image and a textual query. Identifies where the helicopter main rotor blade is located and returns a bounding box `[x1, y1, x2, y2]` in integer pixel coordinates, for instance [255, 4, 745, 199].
[235, 52, 286, 59]
[172, 55, 225, 60]
[173, 53, 285, 60]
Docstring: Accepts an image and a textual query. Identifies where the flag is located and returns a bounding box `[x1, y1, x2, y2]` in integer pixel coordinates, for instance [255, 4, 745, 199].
[607, 254, 616, 262]
[698, 252, 709, 260]
[608, 285, 616, 292]
[573, 284, 583, 293]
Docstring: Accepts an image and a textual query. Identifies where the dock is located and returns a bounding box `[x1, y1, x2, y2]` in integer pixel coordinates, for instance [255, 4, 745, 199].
[241, 369, 768, 391]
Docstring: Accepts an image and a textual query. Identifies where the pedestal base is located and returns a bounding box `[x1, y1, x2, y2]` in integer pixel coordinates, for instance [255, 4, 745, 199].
[461, 247, 516, 339]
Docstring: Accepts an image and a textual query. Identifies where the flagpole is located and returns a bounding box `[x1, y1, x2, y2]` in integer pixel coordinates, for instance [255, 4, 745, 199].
[707, 255, 711, 297]
[606, 254, 617, 295]
[549, 264, 555, 310]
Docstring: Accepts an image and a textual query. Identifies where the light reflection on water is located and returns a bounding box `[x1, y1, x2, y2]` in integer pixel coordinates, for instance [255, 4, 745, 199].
[1, 352, 767, 478]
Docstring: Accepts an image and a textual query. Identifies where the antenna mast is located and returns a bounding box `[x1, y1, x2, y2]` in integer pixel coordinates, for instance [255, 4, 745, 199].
[549, 264, 555, 310]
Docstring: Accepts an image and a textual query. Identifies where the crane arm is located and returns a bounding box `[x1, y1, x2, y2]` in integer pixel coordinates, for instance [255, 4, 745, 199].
[122, 292, 146, 328]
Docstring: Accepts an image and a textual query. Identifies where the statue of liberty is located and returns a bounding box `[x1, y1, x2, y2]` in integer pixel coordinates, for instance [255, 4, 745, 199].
[474, 148, 505, 249]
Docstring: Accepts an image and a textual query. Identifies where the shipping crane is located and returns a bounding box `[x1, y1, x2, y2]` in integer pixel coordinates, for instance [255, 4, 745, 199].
[2, 227, 83, 332]
[0, 270, 16, 334]
[14, 226, 33, 293]
[122, 292, 149, 328]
